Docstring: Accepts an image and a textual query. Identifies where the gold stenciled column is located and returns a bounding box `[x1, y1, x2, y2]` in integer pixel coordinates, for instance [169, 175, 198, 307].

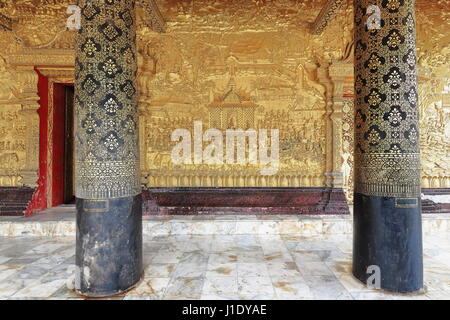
[74, 0, 142, 297]
[353, 0, 423, 293]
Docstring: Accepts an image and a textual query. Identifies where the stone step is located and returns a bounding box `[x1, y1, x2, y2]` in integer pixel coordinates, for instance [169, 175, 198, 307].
[0, 211, 449, 237]
[0, 206, 27, 215]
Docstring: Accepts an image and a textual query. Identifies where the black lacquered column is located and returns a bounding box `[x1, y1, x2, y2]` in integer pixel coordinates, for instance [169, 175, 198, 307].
[353, 0, 423, 293]
[74, 0, 142, 297]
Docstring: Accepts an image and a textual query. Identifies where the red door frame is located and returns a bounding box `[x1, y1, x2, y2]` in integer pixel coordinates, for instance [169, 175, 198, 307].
[26, 69, 74, 215]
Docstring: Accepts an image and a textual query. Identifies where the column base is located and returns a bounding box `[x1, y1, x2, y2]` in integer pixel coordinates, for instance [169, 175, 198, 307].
[75, 195, 143, 297]
[352, 193, 423, 293]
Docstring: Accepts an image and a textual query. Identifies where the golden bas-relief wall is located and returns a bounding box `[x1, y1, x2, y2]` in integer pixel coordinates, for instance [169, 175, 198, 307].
[0, 0, 448, 198]
[0, 61, 27, 187]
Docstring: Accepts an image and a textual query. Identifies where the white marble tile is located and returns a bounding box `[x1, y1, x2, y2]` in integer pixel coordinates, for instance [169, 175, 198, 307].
[237, 276, 274, 295]
[151, 249, 184, 264]
[190, 221, 236, 235]
[303, 275, 353, 300]
[170, 222, 192, 235]
[206, 263, 238, 278]
[336, 274, 371, 292]
[163, 277, 204, 300]
[278, 221, 302, 234]
[0, 265, 21, 282]
[237, 251, 266, 263]
[210, 241, 236, 253]
[208, 252, 238, 264]
[0, 278, 36, 298]
[144, 221, 171, 236]
[235, 221, 261, 235]
[425, 289, 450, 300]
[125, 277, 170, 299]
[266, 262, 302, 279]
[325, 259, 353, 277]
[322, 220, 352, 235]
[144, 264, 175, 278]
[271, 277, 313, 299]
[172, 263, 207, 278]
[11, 279, 66, 298]
[25, 242, 67, 255]
[183, 239, 213, 253]
[203, 276, 238, 295]
[258, 221, 280, 235]
[237, 263, 270, 278]
[297, 220, 324, 236]
[291, 250, 325, 262]
[233, 235, 260, 246]
[1, 216, 450, 300]
[296, 261, 335, 276]
[0, 256, 11, 264]
[431, 253, 450, 267]
[179, 251, 209, 264]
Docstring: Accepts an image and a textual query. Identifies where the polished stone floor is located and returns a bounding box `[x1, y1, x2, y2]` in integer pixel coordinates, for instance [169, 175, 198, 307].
[0, 233, 449, 300]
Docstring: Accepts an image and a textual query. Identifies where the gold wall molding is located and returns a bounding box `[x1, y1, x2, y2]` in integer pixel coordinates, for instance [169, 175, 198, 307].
[7, 48, 74, 67]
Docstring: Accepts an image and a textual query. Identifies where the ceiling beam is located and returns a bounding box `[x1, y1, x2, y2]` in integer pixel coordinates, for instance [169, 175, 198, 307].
[138, 0, 166, 33]
[311, 0, 345, 35]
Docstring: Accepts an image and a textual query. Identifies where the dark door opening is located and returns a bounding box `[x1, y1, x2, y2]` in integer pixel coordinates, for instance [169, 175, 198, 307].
[63, 85, 75, 204]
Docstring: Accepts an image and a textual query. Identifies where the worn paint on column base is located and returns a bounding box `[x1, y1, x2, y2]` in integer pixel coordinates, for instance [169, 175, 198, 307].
[75, 195, 143, 297]
[352, 193, 423, 293]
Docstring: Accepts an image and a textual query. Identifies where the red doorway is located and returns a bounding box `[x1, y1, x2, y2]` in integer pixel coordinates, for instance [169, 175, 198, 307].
[52, 83, 75, 206]
[26, 70, 75, 215]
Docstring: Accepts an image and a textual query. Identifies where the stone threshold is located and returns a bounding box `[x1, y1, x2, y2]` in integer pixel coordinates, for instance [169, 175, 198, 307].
[0, 206, 449, 237]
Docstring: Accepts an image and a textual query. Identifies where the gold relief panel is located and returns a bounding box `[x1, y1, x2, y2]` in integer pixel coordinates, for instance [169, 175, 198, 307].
[134, 0, 349, 188]
[0, 104, 26, 186]
[416, 0, 450, 189]
[137, 33, 329, 187]
[418, 74, 450, 188]
[0, 58, 26, 186]
[0, 0, 448, 190]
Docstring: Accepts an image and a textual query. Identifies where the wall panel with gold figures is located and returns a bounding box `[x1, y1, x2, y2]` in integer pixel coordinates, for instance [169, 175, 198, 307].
[0, 0, 448, 203]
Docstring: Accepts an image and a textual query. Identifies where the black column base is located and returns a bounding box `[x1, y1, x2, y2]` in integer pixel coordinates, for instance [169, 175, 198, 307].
[75, 195, 143, 297]
[352, 193, 423, 293]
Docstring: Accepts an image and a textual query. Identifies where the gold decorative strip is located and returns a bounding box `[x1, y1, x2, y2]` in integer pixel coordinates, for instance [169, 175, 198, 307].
[311, 0, 346, 35]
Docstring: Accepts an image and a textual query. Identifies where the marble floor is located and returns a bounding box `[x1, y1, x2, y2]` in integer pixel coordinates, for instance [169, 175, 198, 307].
[0, 232, 449, 300]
